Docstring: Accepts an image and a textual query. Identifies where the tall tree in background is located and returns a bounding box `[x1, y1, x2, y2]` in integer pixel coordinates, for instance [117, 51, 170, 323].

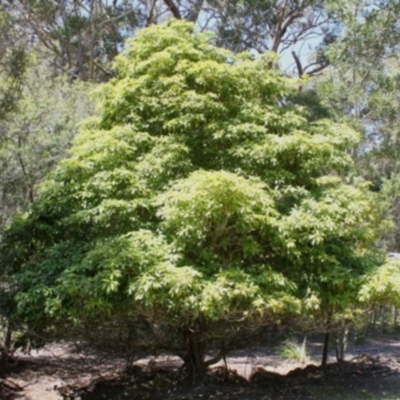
[1, 0, 347, 80]
[199, 0, 338, 76]
[0, 56, 94, 230]
[0, 4, 95, 225]
[314, 0, 400, 249]
[3, 0, 147, 81]
[3, 0, 398, 83]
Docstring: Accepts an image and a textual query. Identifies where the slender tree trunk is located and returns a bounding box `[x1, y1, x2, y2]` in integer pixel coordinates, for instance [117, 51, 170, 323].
[322, 310, 333, 369]
[365, 309, 374, 334]
[335, 319, 350, 363]
[0, 321, 12, 366]
[5, 322, 12, 351]
[378, 306, 384, 334]
[183, 323, 208, 386]
[392, 306, 397, 331]
[372, 307, 378, 332]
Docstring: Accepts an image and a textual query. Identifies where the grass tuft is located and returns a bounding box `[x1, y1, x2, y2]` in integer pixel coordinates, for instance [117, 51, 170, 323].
[279, 336, 311, 363]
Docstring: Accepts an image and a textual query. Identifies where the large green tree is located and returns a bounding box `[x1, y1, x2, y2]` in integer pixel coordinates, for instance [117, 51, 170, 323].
[0, 21, 385, 384]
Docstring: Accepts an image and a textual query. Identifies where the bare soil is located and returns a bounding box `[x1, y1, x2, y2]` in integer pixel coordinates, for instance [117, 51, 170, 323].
[2, 337, 400, 400]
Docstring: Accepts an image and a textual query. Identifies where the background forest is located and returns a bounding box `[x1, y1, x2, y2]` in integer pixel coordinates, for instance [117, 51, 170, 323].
[1, 0, 400, 388]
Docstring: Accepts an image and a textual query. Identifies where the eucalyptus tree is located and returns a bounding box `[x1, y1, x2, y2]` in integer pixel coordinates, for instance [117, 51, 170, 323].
[0, 21, 385, 383]
[3, 0, 147, 81]
[200, 0, 338, 75]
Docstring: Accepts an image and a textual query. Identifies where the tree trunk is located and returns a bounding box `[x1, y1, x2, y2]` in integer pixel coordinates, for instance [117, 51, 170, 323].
[335, 319, 350, 363]
[392, 306, 397, 331]
[378, 306, 384, 334]
[0, 321, 12, 367]
[183, 325, 208, 386]
[4, 323, 12, 351]
[372, 307, 378, 332]
[322, 310, 332, 369]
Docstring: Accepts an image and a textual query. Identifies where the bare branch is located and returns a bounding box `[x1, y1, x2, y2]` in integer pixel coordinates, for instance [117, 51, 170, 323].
[305, 62, 328, 76]
[163, 0, 182, 19]
[146, 0, 157, 26]
[186, 0, 205, 23]
[291, 49, 303, 77]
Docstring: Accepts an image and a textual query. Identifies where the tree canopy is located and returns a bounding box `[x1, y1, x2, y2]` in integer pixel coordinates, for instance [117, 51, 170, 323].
[0, 20, 387, 383]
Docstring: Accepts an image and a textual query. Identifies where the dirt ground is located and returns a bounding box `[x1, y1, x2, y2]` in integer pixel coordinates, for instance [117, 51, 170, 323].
[2, 337, 400, 400]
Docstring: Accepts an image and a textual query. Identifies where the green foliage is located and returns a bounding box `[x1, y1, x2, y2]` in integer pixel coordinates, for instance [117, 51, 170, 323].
[0, 10, 28, 120]
[0, 21, 387, 370]
[314, 0, 400, 250]
[0, 55, 94, 229]
[359, 258, 400, 307]
[379, 176, 400, 249]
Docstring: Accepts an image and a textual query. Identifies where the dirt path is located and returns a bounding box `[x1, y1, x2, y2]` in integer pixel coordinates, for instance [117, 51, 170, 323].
[4, 343, 126, 400]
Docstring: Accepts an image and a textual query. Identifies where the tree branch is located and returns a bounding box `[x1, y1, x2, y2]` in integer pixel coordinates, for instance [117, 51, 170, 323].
[305, 63, 328, 76]
[291, 49, 303, 77]
[163, 0, 182, 19]
[146, 0, 157, 26]
[204, 347, 228, 367]
[186, 0, 205, 23]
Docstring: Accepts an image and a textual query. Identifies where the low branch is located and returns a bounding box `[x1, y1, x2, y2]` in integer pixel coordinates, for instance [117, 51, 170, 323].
[205, 346, 229, 367]
[305, 63, 328, 76]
